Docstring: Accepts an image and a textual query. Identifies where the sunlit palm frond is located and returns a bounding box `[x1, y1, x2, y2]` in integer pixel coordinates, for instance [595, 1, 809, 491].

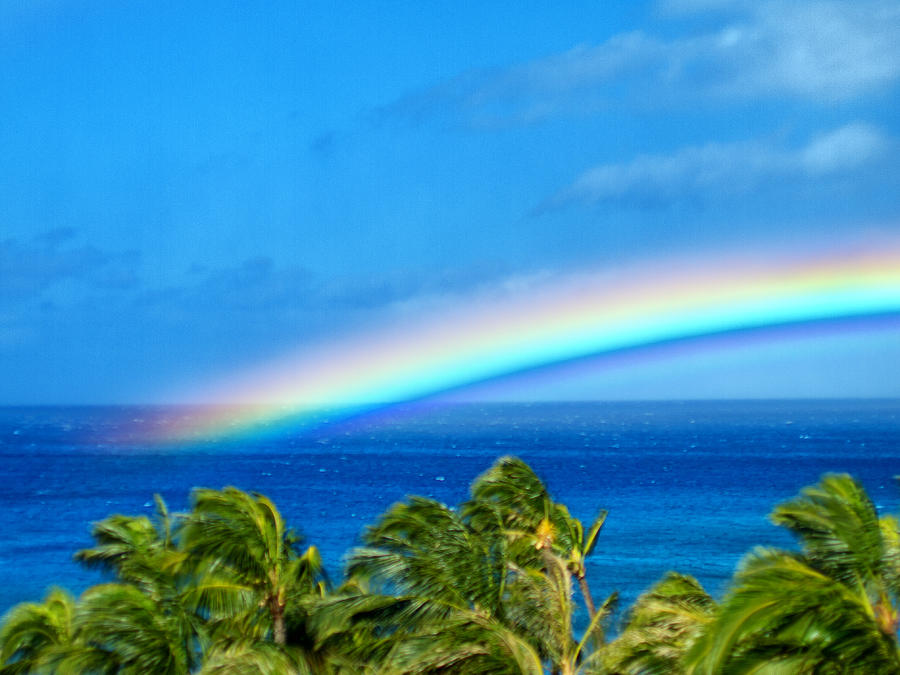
[682, 474, 900, 674]
[181, 487, 325, 646]
[772, 474, 886, 593]
[74, 495, 185, 603]
[465, 456, 608, 622]
[506, 564, 572, 667]
[0, 587, 77, 674]
[382, 612, 544, 675]
[349, 496, 505, 617]
[465, 456, 554, 543]
[607, 572, 715, 674]
[199, 638, 310, 675]
[685, 547, 900, 674]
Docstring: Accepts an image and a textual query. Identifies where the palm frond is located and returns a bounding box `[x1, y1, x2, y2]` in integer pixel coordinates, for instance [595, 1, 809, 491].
[607, 573, 713, 674]
[685, 548, 900, 674]
[0, 587, 77, 672]
[771, 474, 885, 591]
[199, 638, 310, 675]
[76, 583, 194, 674]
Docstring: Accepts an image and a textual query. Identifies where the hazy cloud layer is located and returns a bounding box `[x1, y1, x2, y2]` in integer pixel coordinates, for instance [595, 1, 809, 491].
[380, 0, 900, 127]
[137, 257, 523, 318]
[0, 229, 140, 303]
[544, 123, 889, 210]
[0, 230, 530, 322]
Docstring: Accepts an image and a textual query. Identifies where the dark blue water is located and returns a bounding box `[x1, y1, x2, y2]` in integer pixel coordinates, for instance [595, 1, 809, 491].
[1, 400, 898, 617]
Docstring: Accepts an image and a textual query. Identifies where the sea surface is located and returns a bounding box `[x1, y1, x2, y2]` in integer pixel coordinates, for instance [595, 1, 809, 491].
[1, 400, 898, 621]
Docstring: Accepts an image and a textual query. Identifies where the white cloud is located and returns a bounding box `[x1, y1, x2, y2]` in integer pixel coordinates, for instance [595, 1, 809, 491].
[799, 124, 887, 175]
[549, 123, 889, 209]
[702, 1, 900, 101]
[384, 0, 900, 126]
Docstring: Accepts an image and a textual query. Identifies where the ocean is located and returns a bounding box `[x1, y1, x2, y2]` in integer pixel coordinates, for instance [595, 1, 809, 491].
[1, 400, 898, 620]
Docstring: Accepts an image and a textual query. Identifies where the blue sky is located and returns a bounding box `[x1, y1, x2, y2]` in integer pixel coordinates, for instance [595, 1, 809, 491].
[1, 0, 899, 404]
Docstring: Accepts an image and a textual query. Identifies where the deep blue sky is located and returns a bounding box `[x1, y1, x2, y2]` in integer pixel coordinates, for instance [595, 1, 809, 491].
[2, 0, 899, 404]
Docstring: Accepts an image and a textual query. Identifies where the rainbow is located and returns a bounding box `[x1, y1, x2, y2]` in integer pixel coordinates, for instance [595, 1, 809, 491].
[152, 241, 900, 443]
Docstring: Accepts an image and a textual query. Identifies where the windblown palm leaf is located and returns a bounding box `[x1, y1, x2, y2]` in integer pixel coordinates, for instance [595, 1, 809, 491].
[344, 494, 554, 672]
[75, 582, 198, 674]
[305, 587, 416, 669]
[72, 493, 259, 671]
[506, 553, 576, 668]
[606, 572, 715, 675]
[74, 495, 181, 599]
[343, 464, 617, 675]
[0, 588, 79, 675]
[771, 473, 900, 633]
[381, 612, 544, 675]
[686, 474, 900, 674]
[181, 486, 325, 645]
[465, 456, 609, 621]
[349, 496, 507, 619]
[198, 638, 310, 675]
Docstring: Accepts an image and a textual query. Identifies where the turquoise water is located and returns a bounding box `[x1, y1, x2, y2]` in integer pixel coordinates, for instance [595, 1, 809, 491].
[1, 400, 898, 616]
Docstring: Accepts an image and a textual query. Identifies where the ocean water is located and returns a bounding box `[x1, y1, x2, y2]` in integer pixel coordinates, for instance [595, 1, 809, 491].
[1, 400, 898, 620]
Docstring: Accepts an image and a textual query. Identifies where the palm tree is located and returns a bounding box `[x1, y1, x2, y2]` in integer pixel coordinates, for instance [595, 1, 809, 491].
[334, 497, 540, 672]
[465, 456, 611, 623]
[74, 494, 180, 599]
[3, 490, 326, 673]
[345, 495, 545, 673]
[0, 587, 79, 674]
[180, 487, 325, 647]
[341, 463, 618, 674]
[72, 492, 289, 673]
[198, 638, 310, 675]
[505, 548, 616, 675]
[72, 582, 198, 674]
[72, 494, 253, 673]
[685, 473, 900, 674]
[604, 572, 716, 674]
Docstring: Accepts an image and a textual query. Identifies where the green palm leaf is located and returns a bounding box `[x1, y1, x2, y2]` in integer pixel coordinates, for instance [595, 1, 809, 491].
[606, 572, 715, 674]
[465, 456, 608, 623]
[182, 486, 325, 646]
[75, 583, 196, 674]
[686, 474, 900, 674]
[349, 496, 505, 618]
[199, 638, 310, 675]
[0, 588, 78, 674]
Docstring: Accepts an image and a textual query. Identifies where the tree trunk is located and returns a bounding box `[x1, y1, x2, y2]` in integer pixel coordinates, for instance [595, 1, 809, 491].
[577, 573, 596, 619]
[578, 572, 607, 645]
[271, 601, 286, 645]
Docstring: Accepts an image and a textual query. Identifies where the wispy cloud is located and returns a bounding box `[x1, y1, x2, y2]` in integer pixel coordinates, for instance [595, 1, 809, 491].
[542, 123, 889, 210]
[676, 0, 900, 101]
[0, 232, 536, 325]
[379, 0, 900, 127]
[798, 124, 888, 175]
[134, 257, 527, 320]
[0, 229, 140, 303]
